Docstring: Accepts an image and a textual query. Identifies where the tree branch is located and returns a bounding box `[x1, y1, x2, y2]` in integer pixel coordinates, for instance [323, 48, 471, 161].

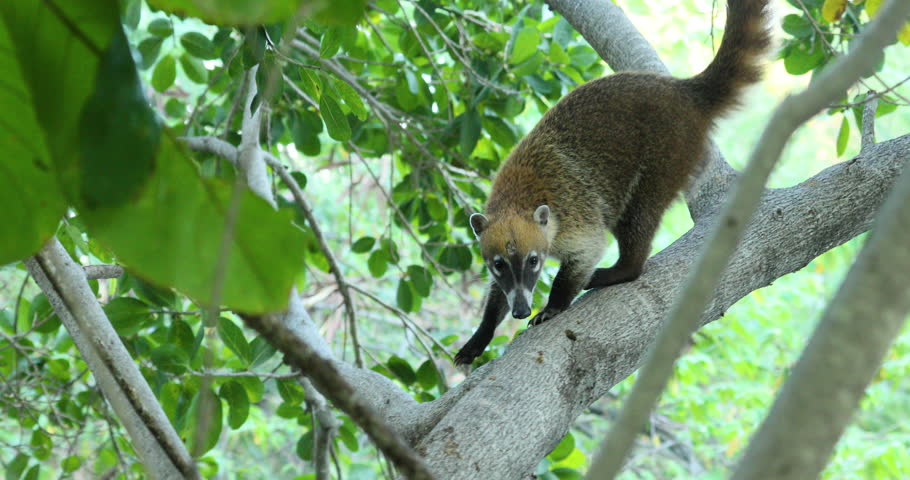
[26, 240, 198, 479]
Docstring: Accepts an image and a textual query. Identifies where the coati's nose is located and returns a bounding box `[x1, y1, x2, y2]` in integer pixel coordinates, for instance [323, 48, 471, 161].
[512, 306, 531, 319]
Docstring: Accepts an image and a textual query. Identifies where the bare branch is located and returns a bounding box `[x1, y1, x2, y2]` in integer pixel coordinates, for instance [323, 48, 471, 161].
[83, 264, 124, 280]
[862, 91, 879, 152]
[26, 240, 198, 479]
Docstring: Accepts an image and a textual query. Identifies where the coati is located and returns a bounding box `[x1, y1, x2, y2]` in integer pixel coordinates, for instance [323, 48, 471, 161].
[453, 0, 770, 365]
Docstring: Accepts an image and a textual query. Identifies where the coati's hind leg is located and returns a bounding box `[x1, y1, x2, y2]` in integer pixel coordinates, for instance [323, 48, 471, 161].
[586, 194, 666, 289]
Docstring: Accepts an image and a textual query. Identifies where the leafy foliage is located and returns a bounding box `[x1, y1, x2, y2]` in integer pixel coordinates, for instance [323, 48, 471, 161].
[0, 0, 908, 478]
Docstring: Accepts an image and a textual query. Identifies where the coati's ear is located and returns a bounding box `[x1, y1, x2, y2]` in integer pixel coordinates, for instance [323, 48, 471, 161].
[533, 205, 550, 227]
[469, 213, 489, 238]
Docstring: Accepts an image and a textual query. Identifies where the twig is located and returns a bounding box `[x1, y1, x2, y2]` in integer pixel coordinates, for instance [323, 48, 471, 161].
[264, 153, 364, 369]
[84, 264, 124, 280]
[186, 369, 303, 379]
[585, 0, 910, 476]
[861, 91, 879, 152]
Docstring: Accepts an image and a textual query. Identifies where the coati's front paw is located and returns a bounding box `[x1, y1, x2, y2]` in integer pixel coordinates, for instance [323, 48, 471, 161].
[454, 344, 483, 366]
[528, 306, 563, 326]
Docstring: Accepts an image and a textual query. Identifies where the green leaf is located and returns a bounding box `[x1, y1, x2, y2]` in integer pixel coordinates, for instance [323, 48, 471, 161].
[219, 381, 250, 429]
[7, 454, 29, 480]
[320, 28, 343, 58]
[311, 0, 367, 26]
[104, 297, 152, 336]
[416, 360, 438, 389]
[297, 68, 323, 101]
[320, 94, 351, 141]
[217, 317, 252, 364]
[509, 27, 540, 64]
[148, 18, 173, 37]
[30, 429, 52, 460]
[249, 336, 278, 367]
[783, 42, 825, 75]
[80, 26, 161, 210]
[137, 36, 164, 69]
[836, 116, 850, 157]
[407, 265, 433, 297]
[0, 13, 67, 264]
[276, 378, 306, 405]
[61, 456, 81, 473]
[368, 249, 389, 277]
[351, 236, 376, 253]
[148, 0, 301, 25]
[184, 387, 223, 457]
[439, 246, 473, 271]
[179, 53, 209, 84]
[152, 54, 177, 92]
[181, 31, 217, 59]
[552, 468, 583, 480]
[782, 14, 813, 38]
[86, 137, 307, 313]
[548, 41, 571, 64]
[396, 278, 415, 312]
[460, 108, 482, 156]
[28, 293, 61, 334]
[236, 376, 265, 403]
[332, 76, 368, 120]
[387, 355, 416, 385]
[483, 116, 518, 148]
[296, 430, 314, 460]
[547, 432, 575, 462]
[553, 17, 573, 48]
[150, 344, 189, 374]
[171, 319, 197, 359]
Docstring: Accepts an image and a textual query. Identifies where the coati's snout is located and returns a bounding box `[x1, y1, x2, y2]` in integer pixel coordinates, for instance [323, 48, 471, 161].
[470, 206, 550, 319]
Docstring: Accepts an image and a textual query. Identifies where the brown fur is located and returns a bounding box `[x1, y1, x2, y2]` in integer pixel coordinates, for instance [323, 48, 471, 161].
[454, 0, 771, 365]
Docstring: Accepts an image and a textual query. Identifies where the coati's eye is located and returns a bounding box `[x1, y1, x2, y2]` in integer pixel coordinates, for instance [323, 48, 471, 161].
[528, 255, 539, 268]
[493, 258, 506, 271]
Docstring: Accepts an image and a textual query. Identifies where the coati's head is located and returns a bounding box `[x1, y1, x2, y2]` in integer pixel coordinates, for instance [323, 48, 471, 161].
[470, 205, 551, 319]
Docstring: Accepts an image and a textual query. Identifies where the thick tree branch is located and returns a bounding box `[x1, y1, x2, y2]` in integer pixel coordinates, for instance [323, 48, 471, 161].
[586, 1, 910, 476]
[730, 144, 910, 479]
[26, 240, 198, 479]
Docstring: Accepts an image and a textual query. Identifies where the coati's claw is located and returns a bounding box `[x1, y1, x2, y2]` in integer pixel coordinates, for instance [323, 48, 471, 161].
[529, 307, 561, 327]
[454, 345, 482, 366]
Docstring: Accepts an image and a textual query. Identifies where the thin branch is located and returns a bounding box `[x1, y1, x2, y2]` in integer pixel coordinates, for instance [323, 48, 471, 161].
[264, 152, 364, 368]
[584, 0, 910, 476]
[84, 264, 124, 280]
[861, 91, 879, 152]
